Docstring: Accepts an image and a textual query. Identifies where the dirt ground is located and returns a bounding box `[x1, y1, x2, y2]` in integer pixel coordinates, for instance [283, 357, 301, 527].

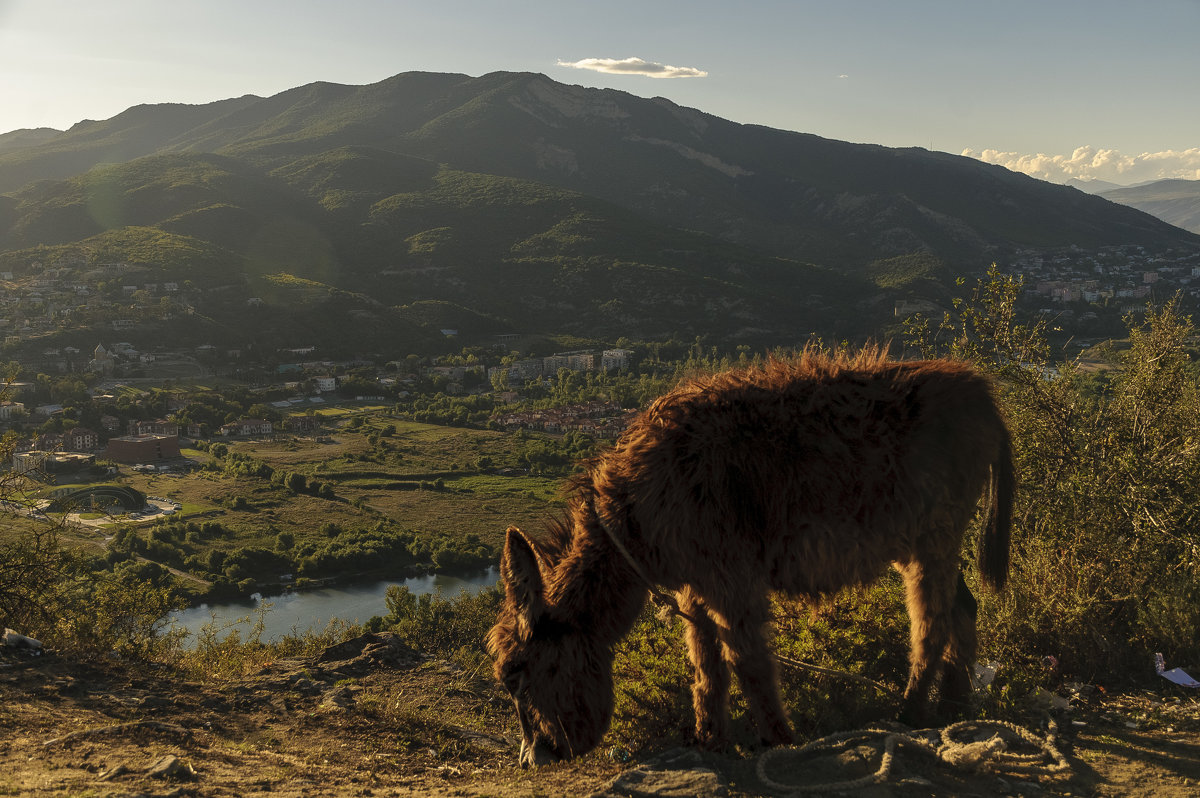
[4, 636, 1200, 797]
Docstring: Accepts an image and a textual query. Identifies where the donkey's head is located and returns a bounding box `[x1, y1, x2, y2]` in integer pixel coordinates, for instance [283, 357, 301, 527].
[487, 525, 614, 768]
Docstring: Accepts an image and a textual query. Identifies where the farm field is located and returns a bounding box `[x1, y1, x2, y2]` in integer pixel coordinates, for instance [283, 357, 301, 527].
[214, 415, 567, 550]
[3, 411, 581, 602]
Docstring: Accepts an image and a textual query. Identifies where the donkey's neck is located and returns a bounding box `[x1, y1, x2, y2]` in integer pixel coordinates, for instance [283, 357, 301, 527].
[548, 523, 648, 649]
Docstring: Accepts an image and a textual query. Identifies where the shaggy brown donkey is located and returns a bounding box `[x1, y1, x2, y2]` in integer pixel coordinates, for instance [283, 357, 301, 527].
[488, 350, 1013, 767]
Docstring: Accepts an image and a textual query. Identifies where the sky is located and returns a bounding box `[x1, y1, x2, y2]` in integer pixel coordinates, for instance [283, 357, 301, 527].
[1, 0, 1198, 186]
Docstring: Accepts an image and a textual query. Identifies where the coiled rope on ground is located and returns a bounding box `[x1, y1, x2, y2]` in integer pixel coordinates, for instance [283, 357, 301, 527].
[755, 718, 1070, 794]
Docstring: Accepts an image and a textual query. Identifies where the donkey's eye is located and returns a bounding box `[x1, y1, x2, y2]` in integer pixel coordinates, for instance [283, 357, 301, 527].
[502, 664, 526, 693]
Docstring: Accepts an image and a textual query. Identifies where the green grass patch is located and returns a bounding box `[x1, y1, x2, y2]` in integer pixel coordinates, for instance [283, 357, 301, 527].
[311, 406, 360, 417]
[444, 473, 561, 501]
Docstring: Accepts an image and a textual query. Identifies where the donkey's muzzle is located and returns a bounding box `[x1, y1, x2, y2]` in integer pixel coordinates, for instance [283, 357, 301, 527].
[519, 738, 563, 768]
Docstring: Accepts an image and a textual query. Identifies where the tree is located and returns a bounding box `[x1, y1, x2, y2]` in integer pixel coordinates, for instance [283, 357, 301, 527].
[904, 267, 1200, 674]
[0, 522, 72, 632]
[247, 403, 279, 423]
[0, 368, 75, 632]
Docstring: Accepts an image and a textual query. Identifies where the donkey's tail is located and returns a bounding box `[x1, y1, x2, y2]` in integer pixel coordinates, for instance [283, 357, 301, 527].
[979, 425, 1014, 592]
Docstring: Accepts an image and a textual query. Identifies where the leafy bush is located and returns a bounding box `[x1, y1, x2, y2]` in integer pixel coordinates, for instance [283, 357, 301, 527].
[771, 580, 909, 736]
[296, 527, 419, 577]
[376, 583, 501, 670]
[222, 546, 291, 581]
[0, 525, 73, 634]
[906, 267, 1200, 680]
[50, 575, 185, 661]
[608, 611, 694, 753]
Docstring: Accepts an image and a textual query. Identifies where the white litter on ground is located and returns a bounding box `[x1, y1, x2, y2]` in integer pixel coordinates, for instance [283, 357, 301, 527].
[2, 628, 43, 650]
[1155, 653, 1200, 687]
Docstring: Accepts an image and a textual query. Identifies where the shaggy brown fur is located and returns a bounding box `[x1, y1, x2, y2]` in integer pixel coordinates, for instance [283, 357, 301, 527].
[487, 350, 1014, 767]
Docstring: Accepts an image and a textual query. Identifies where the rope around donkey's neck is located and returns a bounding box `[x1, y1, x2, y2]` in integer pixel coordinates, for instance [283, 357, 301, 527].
[755, 718, 1070, 794]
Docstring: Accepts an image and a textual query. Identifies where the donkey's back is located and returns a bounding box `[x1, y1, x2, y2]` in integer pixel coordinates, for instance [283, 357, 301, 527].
[594, 353, 1010, 594]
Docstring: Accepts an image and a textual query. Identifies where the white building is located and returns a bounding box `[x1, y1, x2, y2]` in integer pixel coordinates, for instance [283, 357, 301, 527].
[601, 349, 635, 372]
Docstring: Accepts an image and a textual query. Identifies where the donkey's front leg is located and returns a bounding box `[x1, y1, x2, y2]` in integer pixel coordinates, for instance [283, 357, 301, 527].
[711, 595, 794, 747]
[680, 586, 729, 749]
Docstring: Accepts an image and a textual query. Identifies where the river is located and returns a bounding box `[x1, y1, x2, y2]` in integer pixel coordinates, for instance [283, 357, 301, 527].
[168, 568, 498, 644]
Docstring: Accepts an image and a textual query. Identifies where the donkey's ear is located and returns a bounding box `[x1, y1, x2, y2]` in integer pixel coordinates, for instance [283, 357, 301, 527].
[501, 526, 545, 634]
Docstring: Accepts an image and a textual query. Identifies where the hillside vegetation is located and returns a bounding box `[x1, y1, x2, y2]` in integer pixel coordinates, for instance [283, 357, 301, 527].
[1, 71, 1196, 353]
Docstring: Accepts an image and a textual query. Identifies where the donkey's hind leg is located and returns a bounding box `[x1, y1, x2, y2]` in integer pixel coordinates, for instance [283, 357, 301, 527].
[679, 586, 730, 749]
[895, 556, 958, 727]
[938, 572, 978, 716]
[709, 593, 794, 746]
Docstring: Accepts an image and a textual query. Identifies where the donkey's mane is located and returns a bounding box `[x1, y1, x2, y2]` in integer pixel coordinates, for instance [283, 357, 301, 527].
[537, 511, 576, 563]
[673, 345, 892, 393]
[528, 468, 602, 564]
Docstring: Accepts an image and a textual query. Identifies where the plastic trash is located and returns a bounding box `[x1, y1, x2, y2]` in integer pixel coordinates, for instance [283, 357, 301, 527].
[2, 628, 43, 650]
[972, 661, 998, 690]
[1032, 687, 1070, 710]
[607, 746, 632, 763]
[1155, 653, 1200, 687]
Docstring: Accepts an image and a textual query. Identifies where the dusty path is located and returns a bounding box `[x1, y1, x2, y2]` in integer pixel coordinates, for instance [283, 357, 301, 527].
[3, 637, 1200, 796]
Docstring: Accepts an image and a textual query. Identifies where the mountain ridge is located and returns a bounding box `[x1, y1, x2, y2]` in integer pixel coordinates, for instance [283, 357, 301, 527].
[0, 71, 1196, 352]
[1101, 178, 1200, 234]
[1, 71, 1193, 267]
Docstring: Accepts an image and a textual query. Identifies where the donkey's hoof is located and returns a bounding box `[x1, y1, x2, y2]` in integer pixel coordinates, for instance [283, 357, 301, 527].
[760, 726, 796, 748]
[897, 707, 932, 729]
[692, 727, 729, 752]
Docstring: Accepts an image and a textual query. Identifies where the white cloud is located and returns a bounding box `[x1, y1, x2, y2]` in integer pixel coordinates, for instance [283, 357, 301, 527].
[556, 57, 708, 79]
[962, 145, 1200, 185]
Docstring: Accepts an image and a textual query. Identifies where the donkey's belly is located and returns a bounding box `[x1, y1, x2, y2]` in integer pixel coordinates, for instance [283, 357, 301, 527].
[765, 521, 902, 596]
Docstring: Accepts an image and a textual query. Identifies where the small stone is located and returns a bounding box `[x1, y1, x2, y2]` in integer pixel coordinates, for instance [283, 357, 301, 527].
[319, 684, 358, 712]
[899, 776, 934, 786]
[98, 763, 130, 781]
[600, 765, 726, 797]
[146, 754, 194, 780]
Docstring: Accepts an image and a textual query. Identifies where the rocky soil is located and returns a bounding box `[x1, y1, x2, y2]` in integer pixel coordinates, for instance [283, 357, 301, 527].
[4, 635, 1200, 797]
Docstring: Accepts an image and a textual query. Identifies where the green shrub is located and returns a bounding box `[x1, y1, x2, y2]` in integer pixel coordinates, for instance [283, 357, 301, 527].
[50, 575, 185, 661]
[907, 267, 1200, 680]
[771, 580, 909, 737]
[380, 584, 501, 669]
[609, 611, 694, 753]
